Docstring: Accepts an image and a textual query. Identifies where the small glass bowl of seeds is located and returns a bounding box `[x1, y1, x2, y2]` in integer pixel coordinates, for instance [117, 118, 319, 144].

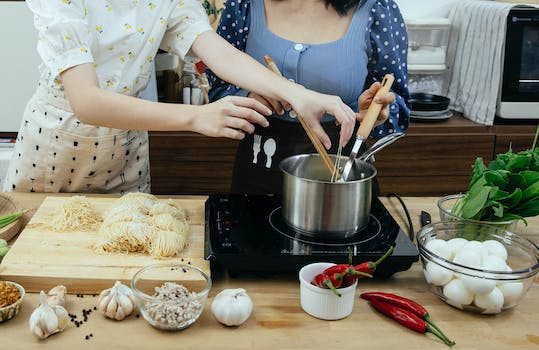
[131, 263, 211, 330]
[0, 280, 25, 323]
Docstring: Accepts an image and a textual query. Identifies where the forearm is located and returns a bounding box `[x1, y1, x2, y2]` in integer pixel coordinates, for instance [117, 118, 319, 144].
[193, 31, 297, 102]
[77, 89, 198, 130]
[61, 64, 198, 131]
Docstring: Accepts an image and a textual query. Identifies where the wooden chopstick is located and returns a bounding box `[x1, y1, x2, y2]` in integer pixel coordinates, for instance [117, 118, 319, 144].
[263, 55, 337, 177]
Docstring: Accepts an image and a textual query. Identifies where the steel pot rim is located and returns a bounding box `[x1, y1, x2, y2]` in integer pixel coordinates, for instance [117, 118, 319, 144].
[279, 153, 377, 184]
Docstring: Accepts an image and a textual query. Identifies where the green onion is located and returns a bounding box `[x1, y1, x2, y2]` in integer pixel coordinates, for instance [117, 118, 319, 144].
[0, 211, 25, 228]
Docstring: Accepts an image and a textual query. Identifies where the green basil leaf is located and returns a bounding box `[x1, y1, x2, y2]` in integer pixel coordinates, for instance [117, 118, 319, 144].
[513, 199, 539, 218]
[462, 186, 491, 219]
[493, 213, 526, 226]
[522, 180, 539, 202]
[470, 158, 487, 186]
[500, 188, 523, 209]
[489, 187, 511, 202]
[507, 173, 526, 193]
[520, 170, 539, 188]
[507, 154, 531, 172]
[529, 152, 539, 171]
[488, 159, 506, 171]
[484, 170, 509, 188]
[492, 201, 504, 218]
[468, 175, 487, 197]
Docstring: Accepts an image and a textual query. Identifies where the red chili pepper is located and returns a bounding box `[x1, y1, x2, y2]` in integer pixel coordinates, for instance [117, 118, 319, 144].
[310, 273, 341, 297]
[368, 298, 455, 347]
[360, 291, 453, 345]
[323, 264, 351, 276]
[342, 246, 394, 287]
[324, 264, 373, 288]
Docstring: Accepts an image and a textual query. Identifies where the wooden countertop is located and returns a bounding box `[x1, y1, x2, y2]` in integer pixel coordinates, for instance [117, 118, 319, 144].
[1, 193, 539, 349]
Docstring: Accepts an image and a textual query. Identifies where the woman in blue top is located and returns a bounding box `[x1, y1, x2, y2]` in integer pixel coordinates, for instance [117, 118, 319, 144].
[208, 0, 411, 194]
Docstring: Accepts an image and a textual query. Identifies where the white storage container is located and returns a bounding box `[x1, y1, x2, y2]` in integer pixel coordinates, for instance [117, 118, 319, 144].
[406, 18, 451, 95]
[408, 67, 449, 95]
[406, 18, 451, 67]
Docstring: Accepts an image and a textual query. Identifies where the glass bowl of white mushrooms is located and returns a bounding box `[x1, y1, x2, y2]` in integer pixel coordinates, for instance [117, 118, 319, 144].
[416, 221, 539, 314]
[131, 263, 212, 330]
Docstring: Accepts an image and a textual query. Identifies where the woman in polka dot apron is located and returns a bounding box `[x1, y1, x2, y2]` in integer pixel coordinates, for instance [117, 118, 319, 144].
[4, 0, 358, 194]
[208, 0, 411, 194]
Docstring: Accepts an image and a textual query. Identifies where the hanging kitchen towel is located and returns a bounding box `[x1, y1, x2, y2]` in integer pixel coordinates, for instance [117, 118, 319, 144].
[445, 0, 533, 125]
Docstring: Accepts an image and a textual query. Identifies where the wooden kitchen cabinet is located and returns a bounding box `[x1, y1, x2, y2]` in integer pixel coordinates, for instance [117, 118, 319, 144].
[149, 132, 239, 195]
[492, 123, 539, 155]
[373, 132, 493, 196]
[148, 113, 538, 196]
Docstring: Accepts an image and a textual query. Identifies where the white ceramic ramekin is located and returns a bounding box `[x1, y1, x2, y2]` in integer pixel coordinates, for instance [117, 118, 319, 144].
[299, 262, 358, 320]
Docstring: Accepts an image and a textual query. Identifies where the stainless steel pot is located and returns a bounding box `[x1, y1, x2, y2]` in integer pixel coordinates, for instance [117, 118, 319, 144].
[279, 154, 377, 239]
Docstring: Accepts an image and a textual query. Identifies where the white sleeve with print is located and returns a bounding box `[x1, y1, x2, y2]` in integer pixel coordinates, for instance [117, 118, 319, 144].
[160, 0, 213, 60]
[26, 0, 94, 80]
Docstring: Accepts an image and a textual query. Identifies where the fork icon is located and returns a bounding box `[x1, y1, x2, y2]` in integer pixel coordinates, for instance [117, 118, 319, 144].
[252, 134, 262, 164]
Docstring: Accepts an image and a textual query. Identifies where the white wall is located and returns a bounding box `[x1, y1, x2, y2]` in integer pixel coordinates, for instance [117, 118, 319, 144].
[0, 2, 40, 133]
[397, 0, 466, 18]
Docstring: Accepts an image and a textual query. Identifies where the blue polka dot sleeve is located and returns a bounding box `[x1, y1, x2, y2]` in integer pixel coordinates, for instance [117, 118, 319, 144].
[367, 0, 411, 138]
[207, 0, 251, 101]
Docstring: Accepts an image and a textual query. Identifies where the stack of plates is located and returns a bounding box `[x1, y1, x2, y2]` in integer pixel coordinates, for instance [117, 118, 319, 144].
[411, 109, 453, 121]
[410, 93, 452, 122]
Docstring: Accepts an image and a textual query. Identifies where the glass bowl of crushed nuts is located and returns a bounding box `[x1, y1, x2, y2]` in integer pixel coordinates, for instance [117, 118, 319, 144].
[131, 263, 212, 330]
[0, 280, 25, 323]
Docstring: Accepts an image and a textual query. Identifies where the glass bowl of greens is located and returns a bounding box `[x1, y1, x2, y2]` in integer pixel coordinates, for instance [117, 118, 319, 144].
[438, 194, 519, 231]
[417, 221, 539, 314]
[439, 136, 539, 232]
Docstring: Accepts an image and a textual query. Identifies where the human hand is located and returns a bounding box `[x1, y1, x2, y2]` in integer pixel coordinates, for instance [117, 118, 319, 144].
[247, 92, 290, 116]
[357, 81, 396, 127]
[287, 88, 356, 149]
[190, 96, 271, 140]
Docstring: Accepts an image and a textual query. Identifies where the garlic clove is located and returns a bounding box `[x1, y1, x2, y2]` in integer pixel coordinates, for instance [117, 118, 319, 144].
[47, 285, 67, 307]
[117, 293, 134, 316]
[29, 291, 69, 340]
[117, 281, 134, 296]
[43, 308, 60, 333]
[98, 280, 136, 321]
[98, 293, 112, 313]
[55, 305, 69, 330]
[105, 297, 119, 319]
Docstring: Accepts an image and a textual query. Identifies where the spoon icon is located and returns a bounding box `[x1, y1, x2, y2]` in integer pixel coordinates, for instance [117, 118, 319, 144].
[263, 138, 276, 168]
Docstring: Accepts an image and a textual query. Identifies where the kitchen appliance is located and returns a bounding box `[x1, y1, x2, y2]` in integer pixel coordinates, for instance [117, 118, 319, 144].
[497, 7, 539, 120]
[204, 194, 419, 277]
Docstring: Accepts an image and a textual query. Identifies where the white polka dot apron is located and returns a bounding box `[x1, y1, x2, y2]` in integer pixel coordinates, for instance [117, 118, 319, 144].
[3, 82, 150, 194]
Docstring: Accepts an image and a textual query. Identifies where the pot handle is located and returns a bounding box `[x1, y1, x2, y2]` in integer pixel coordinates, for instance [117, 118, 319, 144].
[359, 132, 405, 162]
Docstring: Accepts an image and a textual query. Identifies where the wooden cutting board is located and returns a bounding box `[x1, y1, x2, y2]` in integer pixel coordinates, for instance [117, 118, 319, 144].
[0, 196, 210, 294]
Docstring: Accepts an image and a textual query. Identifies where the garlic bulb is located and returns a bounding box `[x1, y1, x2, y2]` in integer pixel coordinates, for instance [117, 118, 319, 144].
[29, 291, 69, 339]
[46, 285, 67, 307]
[97, 280, 136, 320]
[211, 288, 253, 326]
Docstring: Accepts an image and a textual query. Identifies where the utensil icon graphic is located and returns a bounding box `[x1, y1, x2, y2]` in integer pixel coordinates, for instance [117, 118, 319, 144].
[263, 138, 276, 168]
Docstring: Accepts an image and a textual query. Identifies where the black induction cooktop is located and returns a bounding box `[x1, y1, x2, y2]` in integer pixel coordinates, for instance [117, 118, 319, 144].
[204, 194, 419, 277]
